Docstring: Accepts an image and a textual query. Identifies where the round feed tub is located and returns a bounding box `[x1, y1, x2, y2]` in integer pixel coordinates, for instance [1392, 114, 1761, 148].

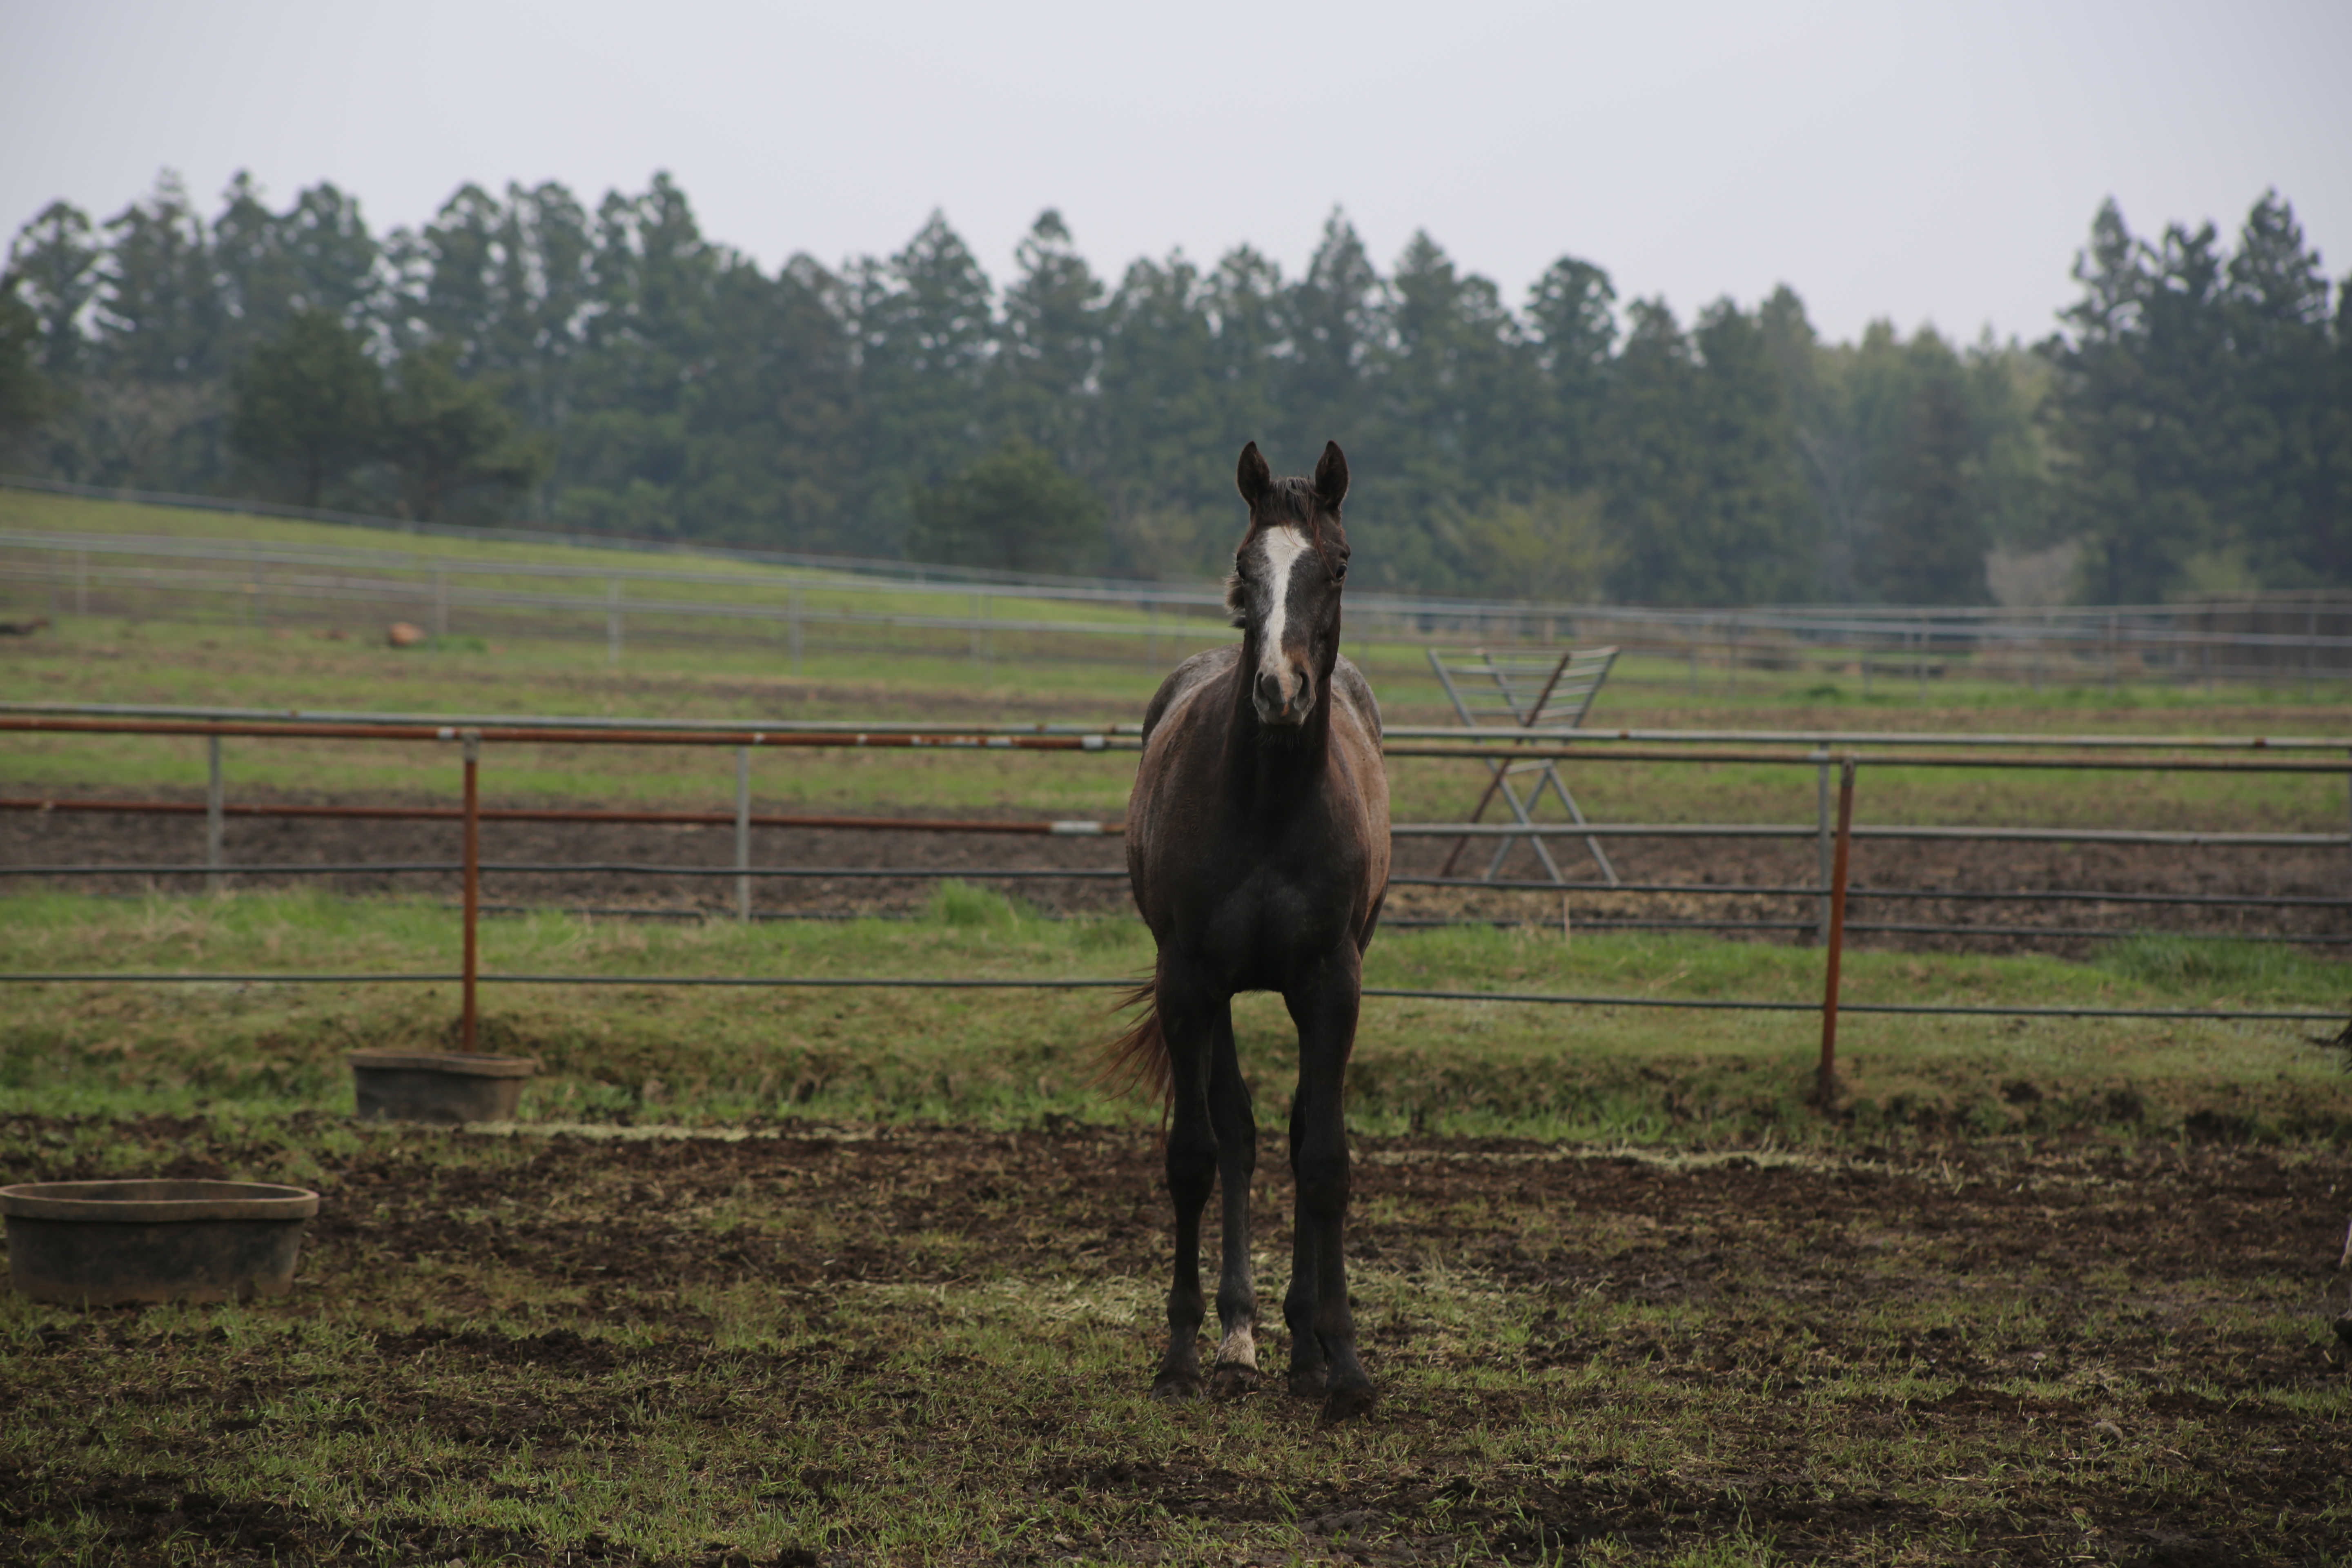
[348, 1050, 536, 1125]
[1, 1180, 320, 1306]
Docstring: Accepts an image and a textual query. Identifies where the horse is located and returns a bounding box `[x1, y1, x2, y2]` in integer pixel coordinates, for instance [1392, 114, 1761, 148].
[1109, 439, 1390, 1423]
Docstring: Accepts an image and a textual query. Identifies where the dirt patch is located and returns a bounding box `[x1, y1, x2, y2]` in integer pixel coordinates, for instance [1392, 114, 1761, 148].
[2, 1119, 2348, 1564]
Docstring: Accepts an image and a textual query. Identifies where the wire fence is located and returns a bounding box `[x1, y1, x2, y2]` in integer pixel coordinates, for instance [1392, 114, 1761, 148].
[3, 704, 2348, 1050]
[8, 473, 2352, 693]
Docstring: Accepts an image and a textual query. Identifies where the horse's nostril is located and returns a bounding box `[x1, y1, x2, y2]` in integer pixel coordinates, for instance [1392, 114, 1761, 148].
[1257, 671, 1286, 707]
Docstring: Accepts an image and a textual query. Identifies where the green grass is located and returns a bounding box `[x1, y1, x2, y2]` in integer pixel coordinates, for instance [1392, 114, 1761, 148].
[7, 612, 2350, 833]
[4, 887, 2346, 1144]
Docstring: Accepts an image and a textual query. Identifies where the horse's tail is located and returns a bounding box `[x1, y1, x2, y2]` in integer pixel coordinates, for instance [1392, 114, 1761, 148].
[1098, 973, 1171, 1108]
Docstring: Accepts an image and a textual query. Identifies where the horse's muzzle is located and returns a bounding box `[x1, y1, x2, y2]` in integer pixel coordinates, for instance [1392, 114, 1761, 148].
[1254, 668, 1315, 726]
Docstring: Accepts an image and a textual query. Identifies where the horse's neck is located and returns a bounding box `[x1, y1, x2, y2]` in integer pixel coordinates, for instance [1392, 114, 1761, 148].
[1223, 655, 1333, 804]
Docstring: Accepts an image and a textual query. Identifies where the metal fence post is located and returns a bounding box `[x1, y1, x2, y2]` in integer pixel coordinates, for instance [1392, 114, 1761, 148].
[1813, 748, 1832, 946]
[461, 729, 481, 1054]
[1817, 754, 1857, 1106]
[735, 746, 753, 922]
[2106, 611, 2118, 697]
[432, 566, 448, 638]
[74, 549, 87, 618]
[788, 586, 804, 676]
[2307, 609, 2318, 703]
[205, 735, 224, 891]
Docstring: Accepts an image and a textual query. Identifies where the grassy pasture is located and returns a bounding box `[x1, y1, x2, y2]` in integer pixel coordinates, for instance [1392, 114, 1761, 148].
[2, 885, 2350, 1137]
[6, 490, 2352, 1561]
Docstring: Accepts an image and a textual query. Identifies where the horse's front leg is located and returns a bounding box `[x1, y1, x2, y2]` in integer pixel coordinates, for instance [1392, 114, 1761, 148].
[1153, 976, 1217, 1399]
[1205, 1000, 1260, 1397]
[1282, 1090, 1327, 1399]
[1286, 953, 1374, 1422]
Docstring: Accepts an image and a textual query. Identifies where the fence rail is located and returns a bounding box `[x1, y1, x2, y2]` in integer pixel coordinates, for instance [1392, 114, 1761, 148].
[3, 704, 2348, 1061]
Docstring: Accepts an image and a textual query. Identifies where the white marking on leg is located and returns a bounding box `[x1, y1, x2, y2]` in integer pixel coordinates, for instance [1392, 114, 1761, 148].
[1254, 526, 1311, 704]
[1215, 1321, 1259, 1370]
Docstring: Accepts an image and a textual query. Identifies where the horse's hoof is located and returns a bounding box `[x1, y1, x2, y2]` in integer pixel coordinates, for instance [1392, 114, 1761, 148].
[1319, 1383, 1378, 1425]
[1286, 1365, 1329, 1400]
[1152, 1370, 1204, 1401]
[1208, 1362, 1260, 1399]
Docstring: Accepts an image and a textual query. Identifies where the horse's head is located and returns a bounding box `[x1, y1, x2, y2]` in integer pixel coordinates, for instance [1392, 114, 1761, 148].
[1228, 440, 1350, 729]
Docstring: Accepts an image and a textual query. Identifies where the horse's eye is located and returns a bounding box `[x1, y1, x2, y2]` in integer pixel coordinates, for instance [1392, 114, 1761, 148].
[1334, 561, 1348, 581]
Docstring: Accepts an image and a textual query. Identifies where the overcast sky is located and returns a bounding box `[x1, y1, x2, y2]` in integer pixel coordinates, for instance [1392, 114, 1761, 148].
[4, 0, 2345, 347]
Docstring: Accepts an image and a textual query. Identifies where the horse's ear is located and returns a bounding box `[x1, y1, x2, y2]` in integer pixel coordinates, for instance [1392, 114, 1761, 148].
[1236, 442, 1273, 508]
[1314, 441, 1349, 510]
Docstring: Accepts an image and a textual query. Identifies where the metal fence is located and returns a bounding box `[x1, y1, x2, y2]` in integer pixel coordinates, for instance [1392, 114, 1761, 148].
[3, 704, 2347, 1065]
[7, 474, 2352, 692]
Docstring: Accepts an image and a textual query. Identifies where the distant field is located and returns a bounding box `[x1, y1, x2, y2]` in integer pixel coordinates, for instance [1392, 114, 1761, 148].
[10, 486, 2350, 713]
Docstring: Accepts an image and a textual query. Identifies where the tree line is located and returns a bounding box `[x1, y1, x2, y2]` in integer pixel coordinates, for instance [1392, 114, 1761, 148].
[2, 171, 2343, 604]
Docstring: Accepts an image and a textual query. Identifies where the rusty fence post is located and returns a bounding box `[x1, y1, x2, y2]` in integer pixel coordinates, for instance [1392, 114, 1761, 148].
[1817, 754, 1857, 1106]
[204, 735, 225, 891]
[735, 745, 753, 922]
[461, 728, 481, 1054]
[1811, 746, 1831, 945]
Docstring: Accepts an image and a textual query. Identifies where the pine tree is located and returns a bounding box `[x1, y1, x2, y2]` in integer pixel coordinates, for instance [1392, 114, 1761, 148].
[229, 310, 382, 507]
[381, 343, 547, 521]
[94, 172, 224, 384]
[0, 278, 53, 437]
[1871, 336, 1982, 602]
[906, 439, 1105, 572]
[7, 203, 102, 380]
[996, 209, 1103, 475]
[854, 212, 997, 541]
[1525, 255, 1616, 490]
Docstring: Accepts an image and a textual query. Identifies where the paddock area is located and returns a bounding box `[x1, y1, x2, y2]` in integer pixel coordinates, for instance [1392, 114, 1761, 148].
[1, 1113, 2342, 1564]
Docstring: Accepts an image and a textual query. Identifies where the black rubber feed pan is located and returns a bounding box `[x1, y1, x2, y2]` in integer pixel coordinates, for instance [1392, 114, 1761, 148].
[349, 1049, 536, 1124]
[1, 1180, 320, 1305]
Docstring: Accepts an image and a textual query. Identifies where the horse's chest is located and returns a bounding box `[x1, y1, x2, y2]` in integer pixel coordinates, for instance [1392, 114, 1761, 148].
[1183, 849, 1359, 975]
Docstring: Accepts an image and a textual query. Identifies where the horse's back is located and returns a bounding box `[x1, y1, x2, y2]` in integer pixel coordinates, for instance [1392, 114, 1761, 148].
[1330, 654, 1381, 744]
[1139, 646, 1240, 746]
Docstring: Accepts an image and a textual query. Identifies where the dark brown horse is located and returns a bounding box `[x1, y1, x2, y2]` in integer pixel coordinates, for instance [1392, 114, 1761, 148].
[1110, 439, 1390, 1422]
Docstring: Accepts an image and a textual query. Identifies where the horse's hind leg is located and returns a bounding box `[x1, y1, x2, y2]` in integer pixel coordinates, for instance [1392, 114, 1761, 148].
[1152, 977, 1216, 1399]
[1206, 1001, 1260, 1397]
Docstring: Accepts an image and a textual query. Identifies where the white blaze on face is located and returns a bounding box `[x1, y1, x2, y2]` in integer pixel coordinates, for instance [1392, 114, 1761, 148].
[1254, 525, 1313, 702]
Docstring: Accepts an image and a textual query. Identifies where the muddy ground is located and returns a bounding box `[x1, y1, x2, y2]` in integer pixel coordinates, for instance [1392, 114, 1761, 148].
[6, 793, 2347, 956]
[1, 1120, 2347, 1563]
